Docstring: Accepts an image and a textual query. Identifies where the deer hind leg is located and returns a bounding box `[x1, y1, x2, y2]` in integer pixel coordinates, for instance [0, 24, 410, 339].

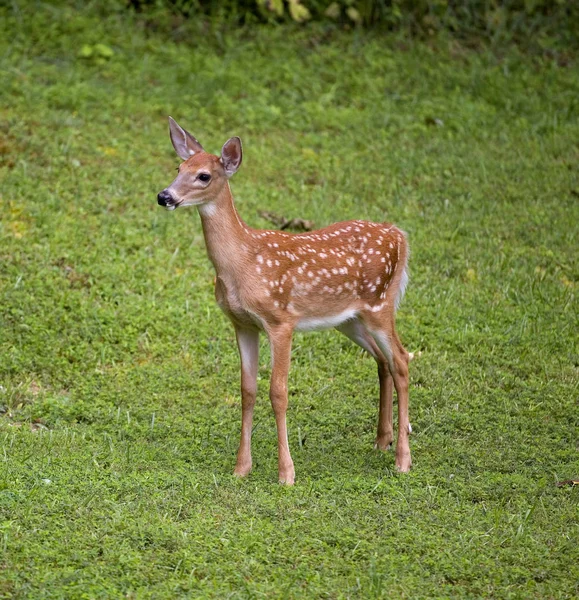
[266, 323, 295, 485]
[336, 319, 394, 450]
[233, 326, 260, 478]
[360, 311, 412, 473]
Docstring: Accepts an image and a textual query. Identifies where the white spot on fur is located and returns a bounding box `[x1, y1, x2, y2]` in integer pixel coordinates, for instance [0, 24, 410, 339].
[365, 303, 384, 313]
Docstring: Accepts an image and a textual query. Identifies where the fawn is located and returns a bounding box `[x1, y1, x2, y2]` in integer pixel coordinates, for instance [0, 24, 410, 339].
[157, 117, 412, 484]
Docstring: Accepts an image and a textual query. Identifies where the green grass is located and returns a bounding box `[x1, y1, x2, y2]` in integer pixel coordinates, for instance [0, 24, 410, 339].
[1, 3, 578, 598]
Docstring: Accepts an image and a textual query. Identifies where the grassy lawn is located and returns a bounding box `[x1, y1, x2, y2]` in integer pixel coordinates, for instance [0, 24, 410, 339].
[1, 4, 578, 598]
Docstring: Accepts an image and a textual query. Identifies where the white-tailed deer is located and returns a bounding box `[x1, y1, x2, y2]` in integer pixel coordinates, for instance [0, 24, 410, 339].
[158, 117, 412, 484]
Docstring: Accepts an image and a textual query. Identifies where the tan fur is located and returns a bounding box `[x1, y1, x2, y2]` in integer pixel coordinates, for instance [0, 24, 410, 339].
[158, 123, 413, 483]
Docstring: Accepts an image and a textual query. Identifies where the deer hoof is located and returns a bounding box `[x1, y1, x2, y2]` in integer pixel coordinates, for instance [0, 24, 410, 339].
[278, 466, 295, 485]
[233, 463, 252, 478]
[374, 437, 393, 451]
[395, 455, 412, 473]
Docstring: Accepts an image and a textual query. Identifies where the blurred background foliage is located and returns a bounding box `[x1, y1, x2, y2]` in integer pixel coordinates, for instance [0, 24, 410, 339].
[121, 0, 579, 49]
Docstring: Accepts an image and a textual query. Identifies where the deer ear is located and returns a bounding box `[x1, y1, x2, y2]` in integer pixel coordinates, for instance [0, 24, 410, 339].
[220, 137, 242, 177]
[168, 117, 205, 160]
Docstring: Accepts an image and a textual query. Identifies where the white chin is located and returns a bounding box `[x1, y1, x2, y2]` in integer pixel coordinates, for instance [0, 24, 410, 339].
[166, 205, 176, 211]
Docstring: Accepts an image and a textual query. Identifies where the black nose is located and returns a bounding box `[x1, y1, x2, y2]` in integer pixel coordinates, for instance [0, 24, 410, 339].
[157, 190, 173, 206]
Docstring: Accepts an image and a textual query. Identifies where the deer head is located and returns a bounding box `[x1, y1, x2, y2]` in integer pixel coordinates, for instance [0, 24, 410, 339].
[157, 117, 242, 211]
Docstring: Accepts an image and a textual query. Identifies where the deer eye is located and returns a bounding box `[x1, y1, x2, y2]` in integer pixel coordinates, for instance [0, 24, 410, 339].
[198, 173, 211, 182]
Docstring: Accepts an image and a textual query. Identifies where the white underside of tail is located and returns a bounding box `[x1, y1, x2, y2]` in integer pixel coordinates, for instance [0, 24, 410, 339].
[395, 265, 409, 310]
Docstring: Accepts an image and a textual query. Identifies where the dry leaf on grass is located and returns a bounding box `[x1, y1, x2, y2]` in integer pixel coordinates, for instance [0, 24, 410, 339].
[259, 211, 315, 232]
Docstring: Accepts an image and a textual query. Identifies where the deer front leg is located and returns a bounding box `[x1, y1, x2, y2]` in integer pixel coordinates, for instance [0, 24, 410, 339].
[267, 324, 295, 485]
[233, 326, 259, 478]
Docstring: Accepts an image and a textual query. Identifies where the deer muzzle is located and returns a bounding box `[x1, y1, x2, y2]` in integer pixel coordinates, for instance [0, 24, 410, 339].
[157, 189, 177, 210]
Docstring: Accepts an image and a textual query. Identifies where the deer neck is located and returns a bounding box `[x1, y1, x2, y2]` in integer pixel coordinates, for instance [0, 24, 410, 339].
[197, 183, 250, 278]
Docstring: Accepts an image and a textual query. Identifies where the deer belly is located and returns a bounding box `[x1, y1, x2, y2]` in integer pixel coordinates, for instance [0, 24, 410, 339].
[295, 308, 358, 331]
